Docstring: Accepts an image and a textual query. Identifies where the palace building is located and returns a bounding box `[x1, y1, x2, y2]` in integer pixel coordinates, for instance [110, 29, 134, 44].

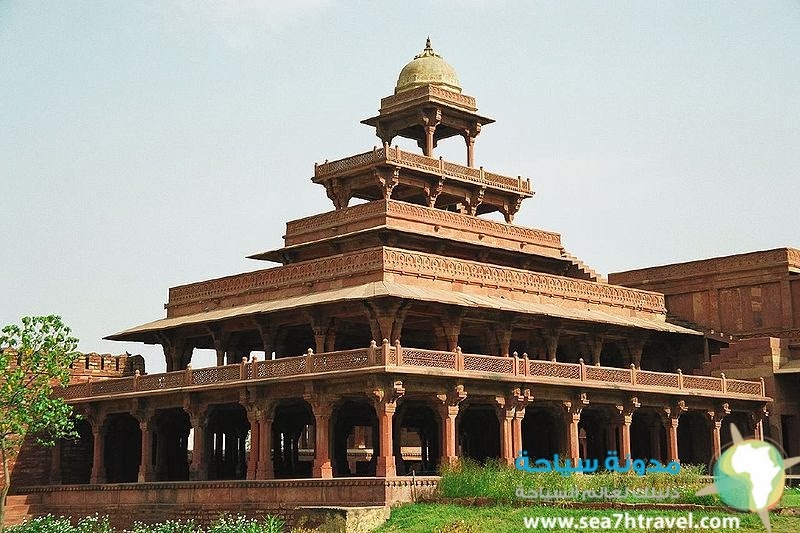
[4, 40, 777, 528]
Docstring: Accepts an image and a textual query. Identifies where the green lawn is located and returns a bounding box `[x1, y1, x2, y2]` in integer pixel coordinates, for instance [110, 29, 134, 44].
[378, 504, 800, 533]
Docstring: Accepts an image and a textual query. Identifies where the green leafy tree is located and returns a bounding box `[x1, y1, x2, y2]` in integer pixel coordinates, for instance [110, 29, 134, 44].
[0, 316, 79, 531]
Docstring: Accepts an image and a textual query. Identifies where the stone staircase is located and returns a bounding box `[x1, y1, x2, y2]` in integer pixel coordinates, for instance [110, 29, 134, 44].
[3, 494, 43, 528]
[561, 250, 607, 283]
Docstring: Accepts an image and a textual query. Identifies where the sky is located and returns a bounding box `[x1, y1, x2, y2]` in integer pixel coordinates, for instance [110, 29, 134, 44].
[1, 1, 798, 373]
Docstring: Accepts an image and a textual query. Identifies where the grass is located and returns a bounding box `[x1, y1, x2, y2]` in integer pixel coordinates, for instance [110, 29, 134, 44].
[436, 459, 714, 505]
[377, 503, 800, 533]
[379, 461, 800, 532]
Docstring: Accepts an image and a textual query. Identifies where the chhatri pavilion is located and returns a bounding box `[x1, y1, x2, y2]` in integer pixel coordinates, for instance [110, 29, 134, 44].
[5, 40, 771, 527]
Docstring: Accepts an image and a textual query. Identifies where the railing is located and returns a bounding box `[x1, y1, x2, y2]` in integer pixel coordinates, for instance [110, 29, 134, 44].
[314, 146, 532, 194]
[56, 342, 766, 401]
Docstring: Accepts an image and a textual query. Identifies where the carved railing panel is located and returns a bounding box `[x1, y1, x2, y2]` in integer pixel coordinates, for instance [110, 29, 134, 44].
[636, 370, 680, 389]
[682, 375, 724, 392]
[91, 377, 135, 395]
[139, 372, 185, 391]
[312, 349, 369, 372]
[727, 379, 763, 396]
[258, 356, 307, 378]
[463, 353, 514, 374]
[402, 348, 456, 369]
[527, 360, 582, 380]
[190, 365, 240, 386]
[585, 366, 631, 384]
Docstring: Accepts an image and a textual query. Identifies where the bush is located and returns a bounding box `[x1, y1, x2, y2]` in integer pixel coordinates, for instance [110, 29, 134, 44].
[207, 515, 284, 533]
[7, 514, 112, 533]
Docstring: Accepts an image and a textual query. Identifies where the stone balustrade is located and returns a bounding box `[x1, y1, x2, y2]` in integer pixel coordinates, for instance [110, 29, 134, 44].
[56, 343, 766, 401]
[314, 146, 532, 194]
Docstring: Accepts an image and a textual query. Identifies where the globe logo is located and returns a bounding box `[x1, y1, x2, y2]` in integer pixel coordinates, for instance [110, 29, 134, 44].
[714, 439, 784, 512]
[697, 423, 800, 532]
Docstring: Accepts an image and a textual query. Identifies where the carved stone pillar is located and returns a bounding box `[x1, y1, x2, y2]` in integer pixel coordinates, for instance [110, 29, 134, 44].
[257, 410, 274, 479]
[562, 394, 588, 464]
[208, 325, 229, 368]
[542, 328, 561, 362]
[437, 384, 467, 466]
[364, 300, 410, 344]
[373, 381, 405, 477]
[626, 336, 647, 369]
[89, 414, 106, 484]
[185, 404, 209, 481]
[439, 309, 464, 352]
[245, 406, 260, 480]
[495, 398, 515, 466]
[661, 400, 687, 464]
[508, 387, 532, 458]
[585, 333, 604, 366]
[707, 403, 730, 460]
[749, 406, 768, 440]
[613, 397, 640, 460]
[311, 400, 333, 478]
[136, 411, 155, 483]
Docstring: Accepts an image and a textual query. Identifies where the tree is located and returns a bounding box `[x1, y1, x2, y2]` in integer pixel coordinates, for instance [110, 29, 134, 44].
[0, 316, 79, 530]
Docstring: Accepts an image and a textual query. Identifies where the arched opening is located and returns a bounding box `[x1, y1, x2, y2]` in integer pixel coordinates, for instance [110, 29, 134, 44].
[600, 342, 626, 368]
[332, 399, 377, 477]
[104, 413, 141, 483]
[207, 403, 249, 480]
[458, 403, 500, 463]
[630, 410, 666, 462]
[152, 408, 191, 481]
[678, 411, 712, 468]
[280, 324, 315, 357]
[333, 318, 373, 350]
[578, 407, 609, 466]
[721, 412, 752, 449]
[273, 399, 314, 478]
[60, 419, 92, 484]
[521, 405, 561, 460]
[396, 401, 439, 475]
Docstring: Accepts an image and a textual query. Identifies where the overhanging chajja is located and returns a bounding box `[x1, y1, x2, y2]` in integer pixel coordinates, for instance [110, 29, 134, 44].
[107, 281, 701, 343]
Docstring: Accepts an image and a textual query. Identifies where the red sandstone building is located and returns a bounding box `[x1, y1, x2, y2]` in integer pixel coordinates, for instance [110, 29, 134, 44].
[3, 41, 781, 527]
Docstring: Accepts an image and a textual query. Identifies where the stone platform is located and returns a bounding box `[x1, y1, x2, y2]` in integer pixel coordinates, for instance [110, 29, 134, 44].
[9, 477, 438, 530]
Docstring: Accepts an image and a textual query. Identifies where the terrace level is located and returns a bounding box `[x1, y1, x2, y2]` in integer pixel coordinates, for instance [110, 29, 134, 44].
[31, 343, 769, 491]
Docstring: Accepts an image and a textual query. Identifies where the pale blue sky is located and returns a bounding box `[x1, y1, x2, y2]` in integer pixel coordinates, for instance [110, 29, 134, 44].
[2, 1, 798, 372]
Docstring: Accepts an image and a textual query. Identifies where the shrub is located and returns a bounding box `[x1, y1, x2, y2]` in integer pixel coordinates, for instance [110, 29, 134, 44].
[206, 514, 284, 533]
[7, 514, 112, 533]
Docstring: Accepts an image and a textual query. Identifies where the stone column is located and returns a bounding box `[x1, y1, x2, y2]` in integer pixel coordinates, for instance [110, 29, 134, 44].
[562, 396, 587, 465]
[246, 410, 260, 480]
[437, 385, 467, 466]
[542, 328, 561, 362]
[257, 414, 274, 479]
[565, 408, 582, 464]
[187, 408, 209, 481]
[138, 414, 155, 483]
[512, 408, 525, 458]
[89, 417, 106, 484]
[312, 403, 333, 478]
[496, 399, 515, 466]
[614, 398, 638, 460]
[375, 401, 397, 477]
[661, 401, 686, 464]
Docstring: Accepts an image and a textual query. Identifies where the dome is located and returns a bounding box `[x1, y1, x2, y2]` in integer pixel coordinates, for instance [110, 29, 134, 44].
[395, 38, 462, 94]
